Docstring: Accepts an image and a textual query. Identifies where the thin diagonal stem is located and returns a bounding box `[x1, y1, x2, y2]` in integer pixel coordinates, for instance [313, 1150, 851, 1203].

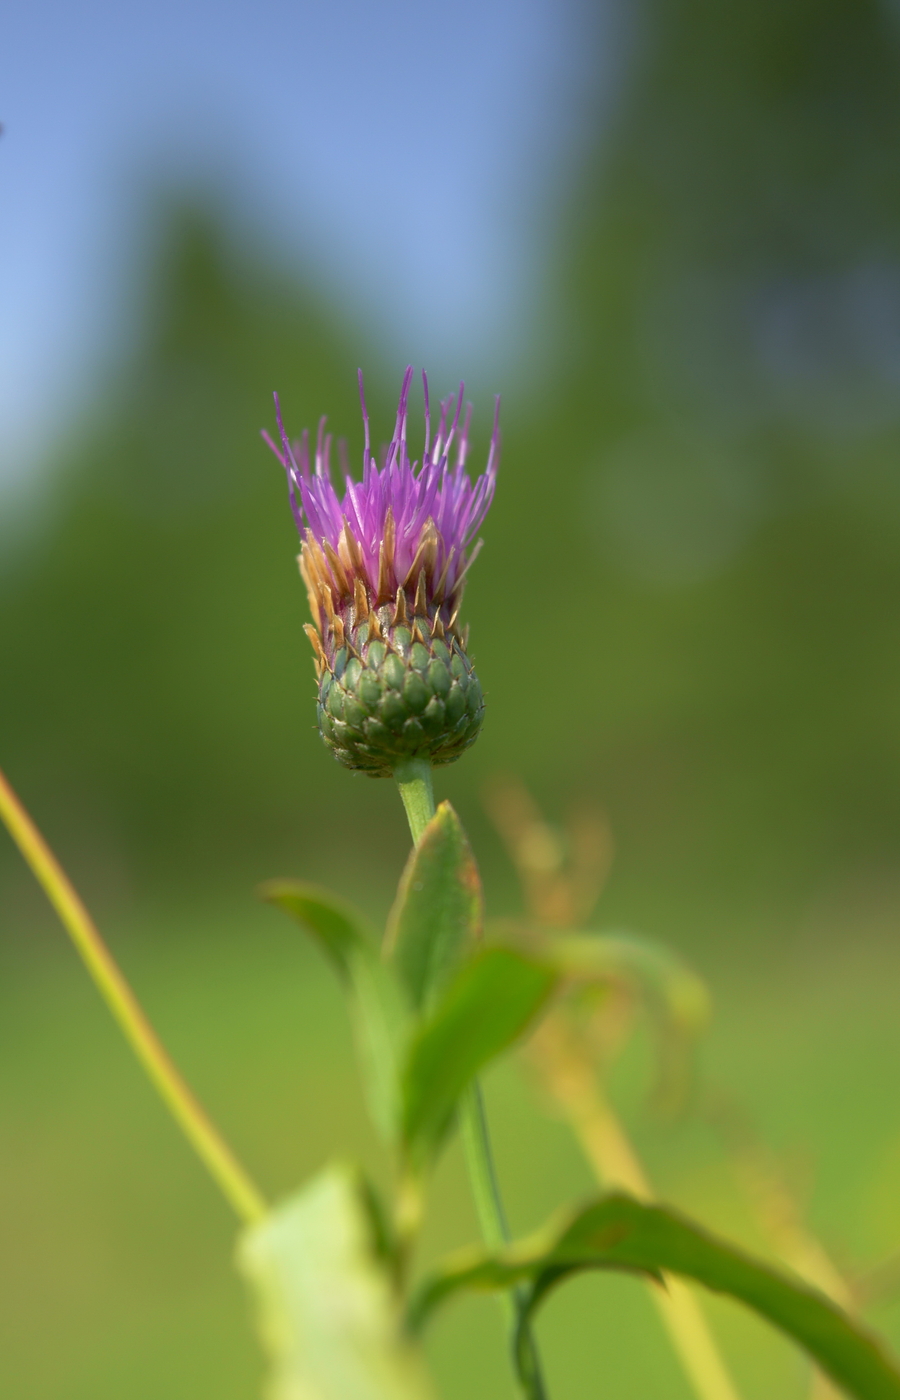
[0, 766, 268, 1227]
[393, 759, 548, 1400]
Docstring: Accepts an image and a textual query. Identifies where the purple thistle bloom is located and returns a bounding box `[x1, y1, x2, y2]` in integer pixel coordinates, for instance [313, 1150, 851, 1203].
[263, 367, 499, 776]
[263, 365, 499, 623]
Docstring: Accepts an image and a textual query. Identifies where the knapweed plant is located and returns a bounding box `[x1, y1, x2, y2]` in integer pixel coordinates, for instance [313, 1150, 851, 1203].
[2, 368, 900, 1399]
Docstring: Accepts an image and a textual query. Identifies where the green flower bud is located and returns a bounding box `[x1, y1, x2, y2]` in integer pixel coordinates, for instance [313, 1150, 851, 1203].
[315, 597, 483, 776]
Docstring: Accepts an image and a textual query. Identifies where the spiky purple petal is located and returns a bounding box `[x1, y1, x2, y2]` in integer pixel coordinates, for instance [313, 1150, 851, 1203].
[264, 367, 499, 603]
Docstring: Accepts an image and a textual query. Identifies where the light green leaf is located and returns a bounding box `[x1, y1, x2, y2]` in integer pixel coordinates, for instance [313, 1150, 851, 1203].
[260, 881, 374, 980]
[385, 802, 482, 1012]
[409, 1191, 900, 1400]
[238, 1164, 436, 1400]
[401, 947, 557, 1164]
[261, 880, 408, 1139]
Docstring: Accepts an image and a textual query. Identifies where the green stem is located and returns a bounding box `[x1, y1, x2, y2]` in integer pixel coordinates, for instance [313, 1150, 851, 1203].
[458, 1084, 510, 1247]
[393, 761, 548, 1400]
[459, 1085, 549, 1400]
[0, 766, 268, 1227]
[393, 756, 436, 844]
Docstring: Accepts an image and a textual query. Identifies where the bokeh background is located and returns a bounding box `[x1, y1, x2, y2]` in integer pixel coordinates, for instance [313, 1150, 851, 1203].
[3, 0, 900, 1395]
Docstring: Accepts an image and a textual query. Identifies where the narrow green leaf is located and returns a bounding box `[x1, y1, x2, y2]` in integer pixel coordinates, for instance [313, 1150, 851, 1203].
[385, 801, 482, 1011]
[348, 951, 410, 1140]
[260, 880, 373, 980]
[409, 1192, 900, 1400]
[402, 947, 557, 1163]
[238, 1164, 436, 1400]
[261, 880, 408, 1138]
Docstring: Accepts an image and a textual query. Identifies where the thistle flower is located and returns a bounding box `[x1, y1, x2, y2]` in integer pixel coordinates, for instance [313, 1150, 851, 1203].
[263, 366, 499, 776]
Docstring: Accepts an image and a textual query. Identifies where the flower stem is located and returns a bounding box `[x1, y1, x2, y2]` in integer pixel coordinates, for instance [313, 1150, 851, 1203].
[393, 756, 435, 844]
[0, 766, 268, 1227]
[459, 1083, 549, 1400]
[393, 761, 548, 1400]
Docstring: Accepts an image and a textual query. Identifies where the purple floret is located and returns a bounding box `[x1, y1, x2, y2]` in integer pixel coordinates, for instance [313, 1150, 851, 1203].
[263, 366, 499, 602]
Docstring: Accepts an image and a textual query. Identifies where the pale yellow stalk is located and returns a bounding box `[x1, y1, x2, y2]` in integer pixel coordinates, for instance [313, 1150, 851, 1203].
[0, 766, 267, 1226]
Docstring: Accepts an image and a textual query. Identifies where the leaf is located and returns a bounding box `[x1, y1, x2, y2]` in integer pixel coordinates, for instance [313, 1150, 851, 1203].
[409, 1192, 900, 1400]
[401, 947, 557, 1164]
[261, 880, 409, 1138]
[385, 802, 482, 1012]
[238, 1164, 436, 1400]
[260, 880, 374, 980]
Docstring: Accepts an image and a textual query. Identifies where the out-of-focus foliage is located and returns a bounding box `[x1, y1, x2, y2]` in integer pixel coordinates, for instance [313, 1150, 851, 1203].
[497, 0, 900, 929]
[0, 208, 384, 887]
[239, 1164, 436, 1400]
[4, 1, 900, 941]
[4, 0, 900, 935]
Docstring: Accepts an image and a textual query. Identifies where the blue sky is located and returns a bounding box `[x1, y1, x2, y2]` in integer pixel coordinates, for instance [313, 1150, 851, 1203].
[0, 0, 617, 491]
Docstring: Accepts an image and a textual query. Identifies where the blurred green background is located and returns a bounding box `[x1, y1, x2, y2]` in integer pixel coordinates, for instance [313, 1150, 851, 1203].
[3, 0, 900, 1395]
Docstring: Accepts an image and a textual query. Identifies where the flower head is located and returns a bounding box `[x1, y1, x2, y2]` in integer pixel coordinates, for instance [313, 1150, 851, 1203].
[264, 367, 499, 776]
